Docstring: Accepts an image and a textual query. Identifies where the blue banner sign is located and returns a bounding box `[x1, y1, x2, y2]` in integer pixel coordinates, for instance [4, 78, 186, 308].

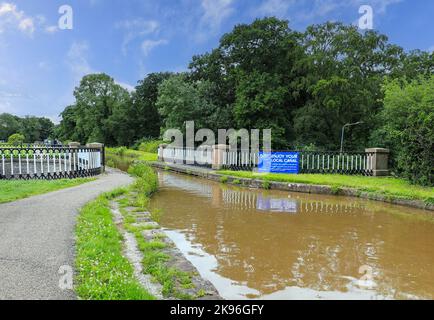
[256, 195, 298, 213]
[258, 152, 299, 174]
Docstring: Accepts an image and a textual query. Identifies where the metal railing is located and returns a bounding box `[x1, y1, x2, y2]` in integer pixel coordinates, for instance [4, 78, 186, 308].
[0, 146, 103, 180]
[222, 150, 374, 176]
[298, 151, 374, 175]
[160, 146, 213, 167]
[157, 145, 376, 176]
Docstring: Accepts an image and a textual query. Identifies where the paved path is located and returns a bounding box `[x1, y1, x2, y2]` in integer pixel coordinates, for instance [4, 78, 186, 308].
[0, 168, 133, 300]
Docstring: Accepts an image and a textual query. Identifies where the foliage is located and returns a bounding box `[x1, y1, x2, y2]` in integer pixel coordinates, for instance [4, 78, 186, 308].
[372, 76, 434, 186]
[105, 147, 157, 171]
[137, 139, 163, 153]
[219, 176, 228, 184]
[0, 114, 54, 142]
[130, 73, 173, 141]
[128, 163, 159, 196]
[56, 73, 131, 146]
[190, 17, 305, 147]
[7, 133, 25, 145]
[156, 73, 217, 132]
[293, 23, 403, 151]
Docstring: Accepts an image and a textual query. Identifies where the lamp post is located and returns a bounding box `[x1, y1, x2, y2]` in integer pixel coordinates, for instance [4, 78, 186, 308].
[340, 121, 364, 153]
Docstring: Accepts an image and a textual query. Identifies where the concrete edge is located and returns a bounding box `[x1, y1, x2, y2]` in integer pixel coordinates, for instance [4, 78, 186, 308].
[150, 161, 434, 212]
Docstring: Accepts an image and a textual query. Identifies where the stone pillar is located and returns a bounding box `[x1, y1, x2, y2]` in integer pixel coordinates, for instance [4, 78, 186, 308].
[86, 142, 105, 173]
[68, 142, 80, 148]
[158, 144, 167, 161]
[365, 148, 390, 176]
[212, 144, 228, 170]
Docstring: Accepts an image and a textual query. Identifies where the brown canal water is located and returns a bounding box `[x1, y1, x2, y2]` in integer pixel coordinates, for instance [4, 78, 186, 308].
[150, 171, 434, 300]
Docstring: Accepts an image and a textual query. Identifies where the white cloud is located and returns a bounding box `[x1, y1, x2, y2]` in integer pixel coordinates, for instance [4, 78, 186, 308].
[67, 41, 95, 81]
[141, 39, 168, 56]
[200, 0, 234, 30]
[254, 0, 402, 24]
[358, 0, 403, 14]
[116, 18, 160, 55]
[255, 0, 294, 18]
[45, 25, 58, 34]
[0, 2, 14, 15]
[0, 2, 35, 35]
[18, 17, 34, 33]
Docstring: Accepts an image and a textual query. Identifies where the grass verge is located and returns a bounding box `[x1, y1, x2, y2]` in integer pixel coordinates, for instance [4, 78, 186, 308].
[75, 162, 198, 300]
[218, 170, 434, 204]
[123, 162, 196, 299]
[0, 178, 94, 204]
[74, 188, 155, 300]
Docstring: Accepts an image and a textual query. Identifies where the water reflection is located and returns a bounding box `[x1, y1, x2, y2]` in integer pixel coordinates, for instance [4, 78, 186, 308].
[151, 171, 434, 300]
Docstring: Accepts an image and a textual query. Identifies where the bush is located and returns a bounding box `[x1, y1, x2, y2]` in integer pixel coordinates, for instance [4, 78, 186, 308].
[128, 163, 159, 196]
[262, 181, 271, 189]
[138, 139, 163, 153]
[8, 133, 25, 145]
[373, 76, 434, 186]
[219, 176, 228, 184]
[106, 159, 115, 168]
[114, 146, 127, 157]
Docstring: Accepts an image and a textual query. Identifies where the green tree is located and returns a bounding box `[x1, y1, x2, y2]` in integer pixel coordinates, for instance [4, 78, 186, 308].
[129, 72, 173, 141]
[397, 50, 434, 80]
[8, 133, 25, 145]
[293, 22, 403, 151]
[372, 76, 434, 186]
[20, 116, 54, 142]
[56, 105, 84, 142]
[156, 73, 217, 132]
[0, 113, 22, 141]
[190, 17, 306, 147]
[58, 73, 131, 145]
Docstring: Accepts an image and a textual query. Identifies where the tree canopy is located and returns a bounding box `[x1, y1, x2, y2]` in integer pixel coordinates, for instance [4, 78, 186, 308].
[0, 113, 54, 142]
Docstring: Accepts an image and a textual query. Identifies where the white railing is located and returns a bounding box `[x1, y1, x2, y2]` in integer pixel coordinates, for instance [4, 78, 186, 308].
[0, 146, 103, 179]
[222, 150, 374, 175]
[160, 146, 213, 167]
[158, 145, 377, 176]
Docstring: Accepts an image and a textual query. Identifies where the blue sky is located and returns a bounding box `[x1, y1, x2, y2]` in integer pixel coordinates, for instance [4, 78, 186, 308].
[0, 0, 433, 122]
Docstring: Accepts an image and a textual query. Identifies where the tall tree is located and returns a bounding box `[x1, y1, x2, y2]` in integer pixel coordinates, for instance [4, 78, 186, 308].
[0, 113, 22, 141]
[129, 72, 173, 141]
[190, 17, 306, 147]
[156, 73, 217, 132]
[58, 73, 131, 145]
[372, 76, 434, 186]
[293, 22, 403, 151]
[20, 116, 54, 142]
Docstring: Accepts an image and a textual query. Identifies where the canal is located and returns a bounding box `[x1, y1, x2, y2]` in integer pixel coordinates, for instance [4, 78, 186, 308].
[150, 170, 434, 300]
